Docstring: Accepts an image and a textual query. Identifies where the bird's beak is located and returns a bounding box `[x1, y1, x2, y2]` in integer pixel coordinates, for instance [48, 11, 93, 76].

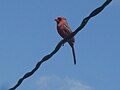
[54, 18, 58, 22]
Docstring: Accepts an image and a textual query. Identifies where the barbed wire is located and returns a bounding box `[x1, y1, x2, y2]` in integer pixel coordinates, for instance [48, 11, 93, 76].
[9, 0, 112, 90]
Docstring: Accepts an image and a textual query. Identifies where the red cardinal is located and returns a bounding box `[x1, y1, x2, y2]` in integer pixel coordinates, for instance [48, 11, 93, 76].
[54, 16, 76, 64]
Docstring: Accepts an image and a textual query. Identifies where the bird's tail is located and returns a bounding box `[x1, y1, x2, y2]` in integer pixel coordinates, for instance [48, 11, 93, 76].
[71, 45, 76, 65]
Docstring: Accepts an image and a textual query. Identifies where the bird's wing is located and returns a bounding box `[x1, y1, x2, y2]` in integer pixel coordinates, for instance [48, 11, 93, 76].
[62, 24, 72, 35]
[62, 24, 75, 43]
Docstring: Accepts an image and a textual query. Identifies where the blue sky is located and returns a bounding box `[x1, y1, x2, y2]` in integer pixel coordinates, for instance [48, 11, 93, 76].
[0, 0, 119, 90]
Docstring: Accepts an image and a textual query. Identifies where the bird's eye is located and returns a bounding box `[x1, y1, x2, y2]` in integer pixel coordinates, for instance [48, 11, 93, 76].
[58, 17, 61, 21]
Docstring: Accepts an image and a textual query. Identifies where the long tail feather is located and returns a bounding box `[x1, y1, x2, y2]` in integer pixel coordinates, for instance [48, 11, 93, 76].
[71, 45, 76, 64]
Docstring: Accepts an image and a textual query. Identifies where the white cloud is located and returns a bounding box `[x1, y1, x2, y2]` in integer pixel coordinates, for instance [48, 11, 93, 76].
[36, 75, 93, 90]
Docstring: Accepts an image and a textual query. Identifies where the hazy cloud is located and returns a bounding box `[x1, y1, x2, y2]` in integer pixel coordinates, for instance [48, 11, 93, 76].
[36, 75, 93, 90]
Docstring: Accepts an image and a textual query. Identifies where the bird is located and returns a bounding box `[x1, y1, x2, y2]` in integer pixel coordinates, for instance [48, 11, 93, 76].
[54, 16, 76, 64]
